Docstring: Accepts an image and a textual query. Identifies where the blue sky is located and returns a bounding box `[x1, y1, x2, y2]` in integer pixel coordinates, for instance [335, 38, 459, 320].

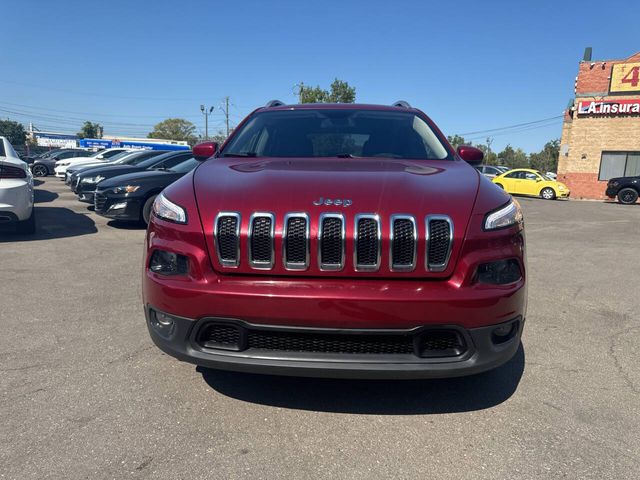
[2, 0, 639, 152]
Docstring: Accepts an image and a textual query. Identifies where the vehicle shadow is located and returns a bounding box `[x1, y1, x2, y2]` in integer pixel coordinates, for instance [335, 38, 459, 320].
[0, 206, 97, 241]
[34, 189, 58, 203]
[198, 343, 525, 414]
[106, 220, 146, 230]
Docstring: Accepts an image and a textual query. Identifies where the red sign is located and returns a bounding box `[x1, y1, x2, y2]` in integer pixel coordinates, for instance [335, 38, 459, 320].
[577, 99, 640, 116]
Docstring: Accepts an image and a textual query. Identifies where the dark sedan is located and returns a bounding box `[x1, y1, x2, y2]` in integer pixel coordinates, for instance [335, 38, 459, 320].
[93, 157, 199, 224]
[73, 150, 193, 203]
[30, 149, 88, 177]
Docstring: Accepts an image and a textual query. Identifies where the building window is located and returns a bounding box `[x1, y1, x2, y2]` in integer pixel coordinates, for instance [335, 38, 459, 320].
[599, 152, 640, 180]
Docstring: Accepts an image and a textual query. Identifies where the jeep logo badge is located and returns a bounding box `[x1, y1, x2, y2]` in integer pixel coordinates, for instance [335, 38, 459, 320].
[313, 197, 352, 207]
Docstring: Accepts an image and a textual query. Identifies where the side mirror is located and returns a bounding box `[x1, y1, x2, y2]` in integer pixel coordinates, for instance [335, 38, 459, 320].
[193, 142, 219, 161]
[457, 145, 484, 165]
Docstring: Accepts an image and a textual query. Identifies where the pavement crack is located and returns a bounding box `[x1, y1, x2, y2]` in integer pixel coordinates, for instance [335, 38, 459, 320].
[608, 326, 640, 395]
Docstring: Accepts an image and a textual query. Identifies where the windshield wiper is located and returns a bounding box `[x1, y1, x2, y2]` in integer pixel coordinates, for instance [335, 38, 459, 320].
[220, 152, 257, 157]
[336, 153, 357, 158]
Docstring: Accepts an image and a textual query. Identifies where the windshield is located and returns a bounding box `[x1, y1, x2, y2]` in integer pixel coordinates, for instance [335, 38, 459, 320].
[169, 157, 198, 173]
[538, 172, 553, 181]
[222, 109, 451, 160]
[106, 151, 136, 163]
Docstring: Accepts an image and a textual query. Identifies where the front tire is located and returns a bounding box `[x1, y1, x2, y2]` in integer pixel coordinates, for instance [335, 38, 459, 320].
[617, 188, 639, 205]
[32, 164, 48, 177]
[141, 195, 157, 225]
[540, 187, 556, 200]
[16, 208, 36, 234]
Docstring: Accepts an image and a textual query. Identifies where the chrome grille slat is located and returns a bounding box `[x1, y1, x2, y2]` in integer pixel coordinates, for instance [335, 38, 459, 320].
[390, 215, 417, 271]
[212, 211, 453, 274]
[214, 212, 241, 267]
[248, 213, 275, 269]
[354, 214, 381, 271]
[318, 213, 345, 271]
[426, 215, 453, 272]
[283, 213, 309, 270]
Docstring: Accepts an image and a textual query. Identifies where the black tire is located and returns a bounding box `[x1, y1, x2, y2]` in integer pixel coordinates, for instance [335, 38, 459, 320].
[495, 183, 504, 189]
[617, 188, 639, 205]
[141, 195, 157, 225]
[16, 208, 36, 234]
[540, 187, 556, 200]
[32, 164, 48, 177]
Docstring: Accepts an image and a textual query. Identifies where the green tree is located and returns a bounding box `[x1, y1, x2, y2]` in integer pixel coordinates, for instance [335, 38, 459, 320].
[475, 144, 498, 165]
[0, 119, 27, 145]
[148, 118, 197, 145]
[77, 121, 103, 139]
[299, 78, 356, 103]
[497, 144, 529, 169]
[529, 139, 560, 173]
[447, 134, 468, 150]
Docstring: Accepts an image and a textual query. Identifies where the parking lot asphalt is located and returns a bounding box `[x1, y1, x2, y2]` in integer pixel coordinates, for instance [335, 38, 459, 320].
[1, 177, 639, 479]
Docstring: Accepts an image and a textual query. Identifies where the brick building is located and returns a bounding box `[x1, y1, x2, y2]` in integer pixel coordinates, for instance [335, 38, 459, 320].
[557, 49, 640, 199]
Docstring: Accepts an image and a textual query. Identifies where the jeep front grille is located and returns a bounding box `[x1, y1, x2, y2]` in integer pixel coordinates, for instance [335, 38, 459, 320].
[211, 212, 453, 273]
[426, 216, 453, 272]
[354, 214, 381, 271]
[215, 213, 241, 267]
[319, 214, 345, 270]
[248, 213, 274, 269]
[390, 215, 417, 271]
[283, 214, 309, 270]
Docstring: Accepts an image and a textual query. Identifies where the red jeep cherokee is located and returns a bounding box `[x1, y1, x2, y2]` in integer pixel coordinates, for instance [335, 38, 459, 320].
[143, 101, 526, 379]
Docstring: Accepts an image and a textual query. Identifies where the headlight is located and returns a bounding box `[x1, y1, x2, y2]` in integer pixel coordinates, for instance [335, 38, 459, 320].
[484, 199, 523, 230]
[82, 175, 105, 184]
[112, 185, 140, 194]
[152, 192, 187, 224]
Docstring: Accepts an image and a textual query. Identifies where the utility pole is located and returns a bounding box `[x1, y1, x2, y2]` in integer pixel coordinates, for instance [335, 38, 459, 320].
[485, 136, 493, 165]
[219, 96, 230, 138]
[200, 104, 214, 140]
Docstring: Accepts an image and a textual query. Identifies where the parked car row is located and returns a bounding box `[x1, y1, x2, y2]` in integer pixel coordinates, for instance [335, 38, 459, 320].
[60, 149, 199, 224]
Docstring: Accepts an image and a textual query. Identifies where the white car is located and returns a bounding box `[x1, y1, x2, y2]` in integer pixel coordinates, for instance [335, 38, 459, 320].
[54, 148, 131, 178]
[0, 136, 35, 234]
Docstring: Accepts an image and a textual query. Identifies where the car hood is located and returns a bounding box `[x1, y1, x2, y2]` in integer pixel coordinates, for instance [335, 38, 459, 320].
[99, 169, 184, 189]
[193, 157, 481, 277]
[78, 164, 150, 180]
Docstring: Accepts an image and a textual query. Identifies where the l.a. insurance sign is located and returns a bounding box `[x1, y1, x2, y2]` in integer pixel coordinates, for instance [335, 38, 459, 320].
[609, 62, 640, 94]
[577, 99, 640, 115]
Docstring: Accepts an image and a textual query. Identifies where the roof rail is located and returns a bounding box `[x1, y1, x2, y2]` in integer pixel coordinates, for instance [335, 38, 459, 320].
[265, 100, 286, 108]
[392, 100, 411, 108]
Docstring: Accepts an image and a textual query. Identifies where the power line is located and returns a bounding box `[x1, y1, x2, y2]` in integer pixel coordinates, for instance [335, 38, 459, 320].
[458, 115, 563, 136]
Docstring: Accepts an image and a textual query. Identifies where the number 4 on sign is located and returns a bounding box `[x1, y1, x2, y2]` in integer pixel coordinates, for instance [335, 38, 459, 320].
[621, 66, 640, 87]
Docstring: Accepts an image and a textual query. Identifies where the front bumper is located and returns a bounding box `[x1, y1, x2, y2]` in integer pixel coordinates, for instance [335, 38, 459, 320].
[94, 192, 142, 221]
[605, 186, 618, 198]
[145, 307, 524, 379]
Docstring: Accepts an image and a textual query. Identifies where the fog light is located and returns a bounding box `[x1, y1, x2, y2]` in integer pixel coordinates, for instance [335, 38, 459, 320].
[149, 250, 189, 275]
[109, 202, 128, 211]
[477, 259, 521, 285]
[149, 309, 175, 338]
[492, 320, 519, 344]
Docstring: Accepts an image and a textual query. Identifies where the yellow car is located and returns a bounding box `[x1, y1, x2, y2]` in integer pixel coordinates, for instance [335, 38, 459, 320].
[492, 168, 570, 200]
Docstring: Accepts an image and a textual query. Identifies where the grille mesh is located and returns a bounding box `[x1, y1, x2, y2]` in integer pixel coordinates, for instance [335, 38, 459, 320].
[217, 216, 239, 262]
[196, 323, 467, 358]
[248, 330, 414, 355]
[417, 330, 465, 357]
[285, 217, 307, 265]
[427, 219, 451, 267]
[250, 216, 273, 263]
[392, 219, 416, 267]
[356, 218, 379, 266]
[320, 217, 343, 266]
[201, 324, 241, 349]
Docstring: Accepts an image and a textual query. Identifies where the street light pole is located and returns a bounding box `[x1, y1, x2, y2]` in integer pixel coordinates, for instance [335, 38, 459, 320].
[200, 104, 214, 140]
